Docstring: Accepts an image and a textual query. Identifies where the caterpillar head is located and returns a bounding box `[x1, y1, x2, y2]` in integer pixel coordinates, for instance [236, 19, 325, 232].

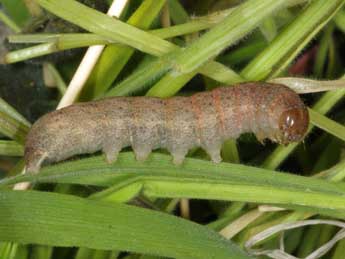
[278, 106, 309, 144]
[263, 84, 309, 145]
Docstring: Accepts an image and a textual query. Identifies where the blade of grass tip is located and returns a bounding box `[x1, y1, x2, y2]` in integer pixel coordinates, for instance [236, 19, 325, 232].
[0, 190, 251, 259]
[241, 0, 345, 81]
[4, 43, 57, 64]
[81, 0, 166, 100]
[56, 0, 128, 109]
[5, 35, 118, 64]
[146, 0, 286, 98]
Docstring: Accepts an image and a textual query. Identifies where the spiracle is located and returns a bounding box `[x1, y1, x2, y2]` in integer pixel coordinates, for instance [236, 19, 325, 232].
[24, 83, 309, 173]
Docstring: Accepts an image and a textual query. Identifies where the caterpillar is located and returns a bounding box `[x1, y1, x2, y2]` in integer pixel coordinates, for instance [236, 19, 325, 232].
[24, 83, 309, 173]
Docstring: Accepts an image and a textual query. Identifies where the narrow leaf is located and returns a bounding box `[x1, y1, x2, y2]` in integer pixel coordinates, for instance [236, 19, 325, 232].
[0, 190, 250, 259]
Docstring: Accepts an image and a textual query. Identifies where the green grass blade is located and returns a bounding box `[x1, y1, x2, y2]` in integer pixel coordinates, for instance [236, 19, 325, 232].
[0, 111, 29, 145]
[0, 97, 30, 140]
[0, 98, 30, 127]
[0, 242, 20, 259]
[309, 108, 345, 142]
[36, 0, 173, 56]
[36, 0, 284, 97]
[8, 33, 112, 44]
[313, 25, 334, 77]
[0, 140, 24, 156]
[151, 8, 233, 39]
[0, 190, 251, 259]
[82, 0, 166, 99]
[5, 43, 58, 64]
[5, 153, 345, 219]
[334, 7, 345, 33]
[5, 35, 118, 64]
[172, 0, 286, 74]
[147, 0, 286, 97]
[1, 0, 31, 27]
[167, 0, 189, 24]
[0, 10, 21, 33]
[106, 58, 243, 97]
[241, 0, 345, 80]
[104, 56, 172, 97]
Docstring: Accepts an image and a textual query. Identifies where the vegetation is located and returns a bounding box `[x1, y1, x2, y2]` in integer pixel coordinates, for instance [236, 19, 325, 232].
[1, 0, 345, 258]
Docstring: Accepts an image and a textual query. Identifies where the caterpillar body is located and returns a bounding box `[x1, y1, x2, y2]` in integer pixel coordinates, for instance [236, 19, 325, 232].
[24, 83, 309, 173]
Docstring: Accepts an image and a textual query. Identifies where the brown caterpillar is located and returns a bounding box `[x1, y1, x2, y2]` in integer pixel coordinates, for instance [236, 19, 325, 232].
[24, 83, 309, 173]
